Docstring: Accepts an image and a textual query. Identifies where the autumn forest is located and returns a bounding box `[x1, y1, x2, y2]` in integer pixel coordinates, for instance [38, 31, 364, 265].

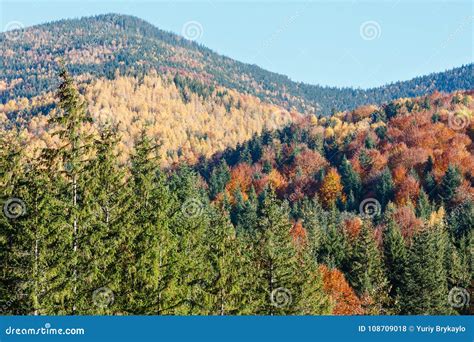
[0, 14, 473, 316]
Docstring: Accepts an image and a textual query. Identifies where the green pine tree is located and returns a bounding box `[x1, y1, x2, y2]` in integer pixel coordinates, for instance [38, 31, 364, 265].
[401, 224, 451, 314]
[382, 203, 407, 312]
[375, 168, 395, 209]
[41, 65, 95, 314]
[117, 131, 176, 314]
[255, 193, 301, 315]
[339, 156, 362, 211]
[416, 189, 432, 220]
[438, 165, 461, 205]
[349, 222, 390, 314]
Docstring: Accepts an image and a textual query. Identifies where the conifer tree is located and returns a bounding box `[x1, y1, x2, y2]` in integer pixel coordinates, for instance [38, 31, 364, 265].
[0, 134, 35, 314]
[416, 189, 432, 220]
[42, 66, 95, 314]
[168, 165, 210, 314]
[296, 243, 332, 315]
[299, 197, 326, 261]
[438, 165, 461, 205]
[79, 125, 132, 314]
[254, 192, 301, 315]
[339, 156, 362, 211]
[200, 206, 257, 314]
[375, 168, 395, 210]
[208, 160, 230, 200]
[349, 222, 390, 314]
[401, 224, 451, 314]
[121, 131, 176, 314]
[236, 186, 258, 233]
[382, 204, 407, 312]
[318, 208, 347, 270]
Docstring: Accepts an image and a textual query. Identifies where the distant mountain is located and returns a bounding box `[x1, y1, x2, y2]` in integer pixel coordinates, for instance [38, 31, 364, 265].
[1, 14, 473, 114]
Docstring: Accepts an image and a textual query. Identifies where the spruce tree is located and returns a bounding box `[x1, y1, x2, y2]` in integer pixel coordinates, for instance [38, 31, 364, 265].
[375, 168, 394, 210]
[208, 160, 230, 200]
[438, 164, 461, 205]
[237, 186, 258, 233]
[296, 243, 332, 314]
[255, 192, 301, 315]
[401, 224, 451, 314]
[349, 222, 390, 314]
[121, 131, 176, 314]
[318, 208, 347, 270]
[42, 66, 95, 314]
[339, 156, 362, 211]
[416, 189, 432, 220]
[299, 197, 326, 261]
[168, 165, 209, 314]
[200, 206, 257, 314]
[78, 126, 132, 314]
[382, 204, 407, 312]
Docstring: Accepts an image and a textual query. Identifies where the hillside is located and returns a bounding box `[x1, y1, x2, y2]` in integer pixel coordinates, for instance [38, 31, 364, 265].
[1, 72, 296, 165]
[1, 68, 472, 315]
[1, 14, 473, 114]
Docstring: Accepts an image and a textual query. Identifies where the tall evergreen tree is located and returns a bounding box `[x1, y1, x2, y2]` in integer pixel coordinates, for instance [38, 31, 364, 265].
[296, 243, 332, 315]
[348, 222, 390, 314]
[254, 193, 301, 314]
[382, 204, 407, 312]
[438, 165, 461, 205]
[339, 156, 362, 211]
[416, 189, 432, 220]
[42, 66, 95, 314]
[208, 160, 230, 200]
[168, 165, 209, 314]
[200, 206, 258, 314]
[375, 168, 395, 209]
[299, 197, 326, 262]
[117, 131, 176, 314]
[236, 186, 259, 233]
[79, 126, 133, 314]
[318, 208, 347, 270]
[401, 224, 451, 314]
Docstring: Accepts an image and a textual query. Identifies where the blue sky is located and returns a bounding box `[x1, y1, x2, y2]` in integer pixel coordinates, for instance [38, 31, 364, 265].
[1, 0, 472, 88]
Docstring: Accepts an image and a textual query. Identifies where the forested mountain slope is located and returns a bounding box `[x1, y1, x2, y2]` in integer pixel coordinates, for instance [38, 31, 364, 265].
[0, 72, 297, 165]
[1, 14, 473, 114]
[194, 89, 474, 315]
[1, 69, 472, 315]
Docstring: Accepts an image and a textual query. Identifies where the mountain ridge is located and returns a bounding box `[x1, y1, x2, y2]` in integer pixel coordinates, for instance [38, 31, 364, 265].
[1, 13, 473, 114]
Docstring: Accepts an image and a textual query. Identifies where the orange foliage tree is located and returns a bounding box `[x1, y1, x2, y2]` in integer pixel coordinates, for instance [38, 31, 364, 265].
[225, 163, 254, 201]
[320, 265, 364, 315]
[319, 167, 345, 208]
[290, 220, 308, 247]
